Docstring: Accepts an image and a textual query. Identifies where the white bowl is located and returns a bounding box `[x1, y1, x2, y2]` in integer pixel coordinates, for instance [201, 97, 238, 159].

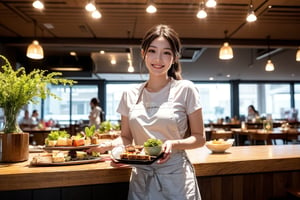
[205, 139, 234, 153]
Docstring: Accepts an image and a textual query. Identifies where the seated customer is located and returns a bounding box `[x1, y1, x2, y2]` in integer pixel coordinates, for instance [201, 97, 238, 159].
[19, 110, 31, 129]
[30, 110, 40, 126]
[247, 105, 260, 122]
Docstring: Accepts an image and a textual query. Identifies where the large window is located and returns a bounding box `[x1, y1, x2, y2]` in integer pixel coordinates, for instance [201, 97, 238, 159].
[239, 83, 291, 120]
[195, 83, 231, 123]
[105, 83, 139, 122]
[105, 83, 231, 124]
[21, 85, 99, 126]
[45, 85, 98, 125]
[294, 84, 300, 121]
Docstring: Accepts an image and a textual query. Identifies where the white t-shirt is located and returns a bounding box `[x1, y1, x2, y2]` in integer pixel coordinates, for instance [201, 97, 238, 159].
[117, 79, 202, 137]
[89, 106, 102, 127]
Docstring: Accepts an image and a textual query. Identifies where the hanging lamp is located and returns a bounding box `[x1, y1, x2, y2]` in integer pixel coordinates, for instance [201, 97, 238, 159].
[197, 1, 207, 19]
[246, 0, 257, 22]
[32, 0, 44, 9]
[205, 0, 217, 8]
[85, 0, 96, 12]
[146, 0, 157, 13]
[219, 30, 233, 60]
[26, 20, 44, 60]
[296, 47, 300, 62]
[265, 36, 275, 71]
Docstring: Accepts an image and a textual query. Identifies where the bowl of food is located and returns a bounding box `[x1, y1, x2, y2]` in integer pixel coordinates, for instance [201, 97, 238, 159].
[143, 138, 163, 156]
[205, 139, 234, 153]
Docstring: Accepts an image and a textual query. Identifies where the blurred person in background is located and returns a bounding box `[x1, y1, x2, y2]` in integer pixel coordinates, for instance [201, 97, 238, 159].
[88, 97, 102, 129]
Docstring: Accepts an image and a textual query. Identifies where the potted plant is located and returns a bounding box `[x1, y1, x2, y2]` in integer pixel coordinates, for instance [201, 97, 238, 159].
[0, 54, 75, 162]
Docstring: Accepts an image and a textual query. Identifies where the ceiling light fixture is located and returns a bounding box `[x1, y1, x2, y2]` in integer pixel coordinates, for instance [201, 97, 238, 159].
[246, 0, 257, 22]
[127, 52, 135, 72]
[128, 62, 134, 73]
[146, 0, 157, 13]
[51, 67, 83, 71]
[91, 10, 102, 19]
[265, 60, 275, 71]
[296, 47, 300, 62]
[197, 1, 207, 19]
[219, 30, 233, 60]
[265, 36, 275, 72]
[205, 0, 217, 8]
[85, 0, 96, 12]
[32, 0, 44, 9]
[26, 20, 44, 60]
[111, 56, 116, 65]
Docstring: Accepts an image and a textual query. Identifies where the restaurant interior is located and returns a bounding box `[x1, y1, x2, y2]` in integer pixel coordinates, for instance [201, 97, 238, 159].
[1, 0, 300, 144]
[1, 1, 300, 199]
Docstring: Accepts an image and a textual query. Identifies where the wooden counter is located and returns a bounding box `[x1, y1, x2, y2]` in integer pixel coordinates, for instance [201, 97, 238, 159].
[1, 145, 300, 200]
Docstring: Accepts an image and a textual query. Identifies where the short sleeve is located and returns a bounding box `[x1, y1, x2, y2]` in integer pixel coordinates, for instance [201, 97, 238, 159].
[182, 80, 202, 115]
[116, 83, 144, 117]
[117, 90, 130, 117]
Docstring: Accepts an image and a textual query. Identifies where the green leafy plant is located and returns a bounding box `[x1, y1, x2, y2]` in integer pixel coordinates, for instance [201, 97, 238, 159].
[47, 130, 70, 141]
[85, 125, 96, 138]
[143, 138, 163, 147]
[0, 55, 76, 134]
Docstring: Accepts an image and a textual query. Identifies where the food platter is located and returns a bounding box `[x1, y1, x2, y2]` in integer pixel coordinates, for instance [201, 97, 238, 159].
[111, 145, 164, 165]
[31, 157, 104, 166]
[112, 152, 164, 165]
[44, 144, 99, 151]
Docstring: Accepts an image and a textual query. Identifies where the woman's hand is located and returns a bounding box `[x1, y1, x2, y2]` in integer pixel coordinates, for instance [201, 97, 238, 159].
[157, 140, 174, 164]
[86, 142, 112, 154]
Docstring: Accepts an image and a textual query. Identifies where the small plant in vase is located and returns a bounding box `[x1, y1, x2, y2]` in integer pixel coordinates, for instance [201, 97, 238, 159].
[0, 54, 76, 162]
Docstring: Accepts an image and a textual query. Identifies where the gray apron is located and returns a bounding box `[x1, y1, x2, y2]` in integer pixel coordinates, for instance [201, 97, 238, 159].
[127, 80, 201, 200]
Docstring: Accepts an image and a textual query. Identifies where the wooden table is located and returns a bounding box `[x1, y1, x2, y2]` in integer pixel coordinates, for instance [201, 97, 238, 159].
[1, 145, 300, 200]
[205, 127, 233, 141]
[232, 128, 300, 145]
[0, 145, 300, 200]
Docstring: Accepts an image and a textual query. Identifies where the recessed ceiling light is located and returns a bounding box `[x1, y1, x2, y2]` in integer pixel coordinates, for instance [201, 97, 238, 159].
[70, 51, 77, 56]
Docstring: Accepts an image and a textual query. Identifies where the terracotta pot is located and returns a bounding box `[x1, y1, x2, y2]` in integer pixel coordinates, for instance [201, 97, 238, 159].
[0, 132, 29, 162]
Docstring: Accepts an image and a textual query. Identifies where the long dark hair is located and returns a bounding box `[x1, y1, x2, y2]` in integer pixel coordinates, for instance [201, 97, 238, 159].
[90, 98, 99, 107]
[141, 24, 182, 80]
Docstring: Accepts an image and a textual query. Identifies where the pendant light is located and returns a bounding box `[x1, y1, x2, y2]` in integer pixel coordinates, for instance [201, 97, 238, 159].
[246, 0, 257, 22]
[265, 60, 274, 71]
[219, 30, 233, 60]
[26, 20, 44, 60]
[205, 0, 217, 8]
[127, 50, 134, 72]
[85, 0, 96, 12]
[296, 47, 300, 62]
[197, 1, 207, 19]
[146, 0, 157, 13]
[265, 36, 274, 72]
[32, 0, 44, 10]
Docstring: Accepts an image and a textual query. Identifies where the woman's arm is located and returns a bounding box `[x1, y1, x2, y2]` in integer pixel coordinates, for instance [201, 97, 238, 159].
[158, 108, 206, 164]
[87, 115, 133, 154]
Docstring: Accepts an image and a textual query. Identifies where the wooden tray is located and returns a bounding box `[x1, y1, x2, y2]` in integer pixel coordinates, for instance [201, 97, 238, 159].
[113, 153, 164, 165]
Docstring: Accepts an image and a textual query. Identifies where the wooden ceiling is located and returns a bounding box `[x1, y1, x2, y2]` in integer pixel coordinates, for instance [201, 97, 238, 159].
[1, 0, 300, 80]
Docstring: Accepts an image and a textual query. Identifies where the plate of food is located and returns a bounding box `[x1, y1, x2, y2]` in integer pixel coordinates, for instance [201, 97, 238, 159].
[30, 150, 103, 166]
[111, 139, 164, 165]
[44, 129, 101, 150]
[44, 144, 99, 151]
